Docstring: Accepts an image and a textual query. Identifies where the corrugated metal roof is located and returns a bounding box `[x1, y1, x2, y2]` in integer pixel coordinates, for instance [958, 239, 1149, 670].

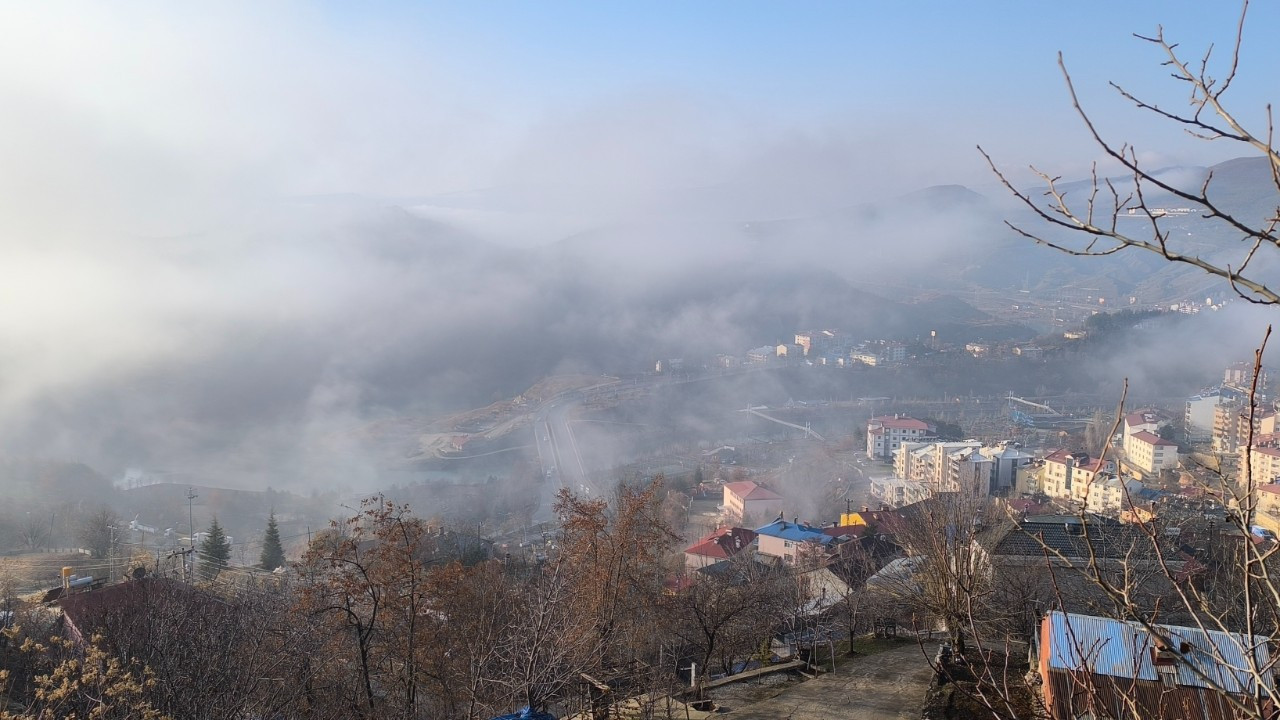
[1045, 611, 1275, 695]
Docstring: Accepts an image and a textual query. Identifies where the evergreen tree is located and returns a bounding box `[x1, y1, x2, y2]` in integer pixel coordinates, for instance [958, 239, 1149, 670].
[199, 516, 231, 580]
[260, 510, 285, 571]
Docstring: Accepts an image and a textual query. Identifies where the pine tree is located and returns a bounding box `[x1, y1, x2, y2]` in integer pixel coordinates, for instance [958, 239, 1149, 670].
[200, 516, 231, 580]
[260, 510, 285, 571]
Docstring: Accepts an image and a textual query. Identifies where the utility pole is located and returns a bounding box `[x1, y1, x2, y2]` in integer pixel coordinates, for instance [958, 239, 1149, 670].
[108, 524, 116, 583]
[167, 547, 193, 583]
[187, 487, 198, 583]
[187, 487, 198, 549]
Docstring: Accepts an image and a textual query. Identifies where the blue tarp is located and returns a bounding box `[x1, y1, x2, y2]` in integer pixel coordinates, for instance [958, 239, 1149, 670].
[491, 707, 556, 720]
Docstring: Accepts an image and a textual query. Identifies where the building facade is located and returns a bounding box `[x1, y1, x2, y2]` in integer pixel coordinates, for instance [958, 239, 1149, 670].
[866, 416, 933, 460]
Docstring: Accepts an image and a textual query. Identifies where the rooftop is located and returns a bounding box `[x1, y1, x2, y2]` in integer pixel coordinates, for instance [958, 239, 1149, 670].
[979, 514, 1146, 559]
[1125, 409, 1165, 428]
[1043, 610, 1273, 695]
[1130, 430, 1176, 447]
[723, 480, 783, 501]
[869, 416, 931, 431]
[754, 518, 835, 544]
[683, 526, 757, 559]
[1044, 449, 1109, 472]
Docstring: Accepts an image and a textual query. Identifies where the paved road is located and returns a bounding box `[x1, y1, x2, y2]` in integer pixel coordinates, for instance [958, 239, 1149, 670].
[721, 641, 936, 720]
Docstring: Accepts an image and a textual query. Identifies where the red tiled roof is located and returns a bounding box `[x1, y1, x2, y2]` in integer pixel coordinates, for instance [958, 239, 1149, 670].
[1259, 484, 1280, 496]
[724, 480, 783, 501]
[684, 527, 757, 558]
[1130, 430, 1176, 447]
[1043, 449, 1074, 464]
[870, 416, 931, 431]
[1255, 446, 1280, 458]
[1125, 409, 1163, 428]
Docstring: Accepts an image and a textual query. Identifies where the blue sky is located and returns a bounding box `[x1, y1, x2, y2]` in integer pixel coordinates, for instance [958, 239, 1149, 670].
[1, 1, 1276, 221]
[317, 1, 1279, 191]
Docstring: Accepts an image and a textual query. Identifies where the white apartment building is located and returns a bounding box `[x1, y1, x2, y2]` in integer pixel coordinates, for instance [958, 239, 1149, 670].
[893, 441, 932, 481]
[1125, 430, 1179, 477]
[866, 416, 933, 460]
[945, 446, 994, 498]
[1185, 391, 1223, 444]
[1122, 409, 1165, 456]
[1241, 445, 1280, 490]
[870, 477, 931, 507]
[1084, 475, 1144, 514]
[1042, 450, 1114, 504]
[892, 440, 993, 497]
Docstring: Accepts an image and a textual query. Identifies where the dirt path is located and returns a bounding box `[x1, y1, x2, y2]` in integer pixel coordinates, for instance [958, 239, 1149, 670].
[720, 641, 937, 720]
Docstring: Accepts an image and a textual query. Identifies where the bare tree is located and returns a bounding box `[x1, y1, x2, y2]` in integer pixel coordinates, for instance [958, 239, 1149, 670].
[981, 1, 1280, 307]
[19, 514, 48, 552]
[969, 5, 1280, 716]
[78, 505, 120, 559]
[665, 554, 800, 696]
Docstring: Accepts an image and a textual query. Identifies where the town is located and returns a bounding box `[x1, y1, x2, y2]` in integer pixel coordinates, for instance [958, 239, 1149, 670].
[4, 2, 1280, 719]
[3, 304, 1277, 719]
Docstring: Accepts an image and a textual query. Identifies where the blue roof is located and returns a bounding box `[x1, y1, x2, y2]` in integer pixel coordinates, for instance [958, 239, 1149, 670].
[754, 519, 833, 544]
[491, 708, 555, 720]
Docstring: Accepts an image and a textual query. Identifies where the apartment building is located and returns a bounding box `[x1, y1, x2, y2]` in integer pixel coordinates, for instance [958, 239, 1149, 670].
[866, 416, 933, 460]
[1042, 450, 1114, 504]
[1185, 390, 1222, 444]
[1125, 430, 1178, 478]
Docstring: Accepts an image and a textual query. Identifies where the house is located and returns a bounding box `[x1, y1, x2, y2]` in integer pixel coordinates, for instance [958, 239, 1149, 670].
[721, 481, 784, 523]
[975, 515, 1186, 624]
[683, 527, 757, 569]
[693, 557, 778, 586]
[851, 351, 880, 367]
[1125, 430, 1178, 477]
[444, 435, 472, 455]
[794, 330, 838, 357]
[866, 416, 934, 460]
[798, 534, 900, 614]
[1038, 610, 1274, 720]
[754, 518, 836, 566]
